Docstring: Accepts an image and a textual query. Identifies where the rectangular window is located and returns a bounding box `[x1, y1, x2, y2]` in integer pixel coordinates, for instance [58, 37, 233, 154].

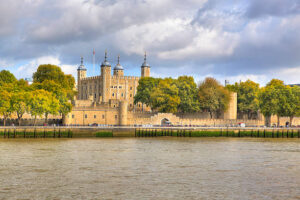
[94, 115, 96, 119]
[119, 86, 122, 88]
[85, 114, 87, 118]
[72, 115, 74, 119]
[130, 87, 132, 90]
[102, 115, 105, 119]
[111, 86, 113, 88]
[112, 93, 114, 97]
[121, 93, 124, 97]
[130, 94, 132, 97]
[115, 115, 118, 119]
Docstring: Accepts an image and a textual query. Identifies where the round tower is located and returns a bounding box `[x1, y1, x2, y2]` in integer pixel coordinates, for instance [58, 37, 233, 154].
[119, 101, 128, 126]
[113, 55, 124, 76]
[101, 51, 111, 103]
[77, 57, 87, 100]
[141, 52, 150, 77]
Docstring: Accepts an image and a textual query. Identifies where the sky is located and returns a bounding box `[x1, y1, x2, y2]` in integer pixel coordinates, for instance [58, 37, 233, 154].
[0, 0, 300, 85]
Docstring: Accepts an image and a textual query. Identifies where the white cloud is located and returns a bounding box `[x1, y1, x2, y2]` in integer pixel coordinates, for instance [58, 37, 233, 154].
[16, 56, 77, 79]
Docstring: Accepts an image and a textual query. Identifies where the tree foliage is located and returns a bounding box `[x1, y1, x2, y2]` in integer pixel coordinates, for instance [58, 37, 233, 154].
[150, 78, 180, 113]
[135, 76, 199, 113]
[0, 89, 12, 126]
[0, 65, 74, 126]
[175, 76, 200, 113]
[0, 70, 17, 86]
[198, 77, 231, 119]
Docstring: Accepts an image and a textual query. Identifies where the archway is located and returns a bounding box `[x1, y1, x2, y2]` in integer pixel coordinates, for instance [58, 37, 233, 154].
[161, 118, 171, 126]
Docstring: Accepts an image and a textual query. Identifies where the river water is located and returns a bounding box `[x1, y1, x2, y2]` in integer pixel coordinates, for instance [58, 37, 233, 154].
[0, 138, 300, 200]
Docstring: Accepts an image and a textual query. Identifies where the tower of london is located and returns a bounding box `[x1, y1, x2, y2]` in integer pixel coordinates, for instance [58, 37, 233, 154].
[76, 51, 150, 111]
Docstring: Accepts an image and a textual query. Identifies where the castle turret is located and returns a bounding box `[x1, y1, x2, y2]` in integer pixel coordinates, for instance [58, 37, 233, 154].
[101, 51, 111, 103]
[113, 55, 124, 77]
[141, 52, 150, 77]
[224, 92, 237, 120]
[77, 57, 87, 100]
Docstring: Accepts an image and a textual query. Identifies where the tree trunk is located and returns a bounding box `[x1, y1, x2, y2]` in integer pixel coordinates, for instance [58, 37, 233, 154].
[3, 118, 6, 126]
[277, 115, 280, 127]
[45, 113, 48, 123]
[290, 116, 294, 127]
[209, 111, 213, 119]
[265, 115, 271, 127]
[18, 117, 21, 126]
[34, 116, 37, 126]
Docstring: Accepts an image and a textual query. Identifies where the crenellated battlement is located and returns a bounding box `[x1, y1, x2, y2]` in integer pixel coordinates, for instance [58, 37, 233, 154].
[81, 76, 101, 81]
[111, 75, 140, 80]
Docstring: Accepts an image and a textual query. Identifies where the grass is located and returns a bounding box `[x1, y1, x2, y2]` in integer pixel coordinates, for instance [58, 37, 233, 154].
[95, 131, 113, 137]
[134, 129, 300, 138]
[0, 130, 73, 138]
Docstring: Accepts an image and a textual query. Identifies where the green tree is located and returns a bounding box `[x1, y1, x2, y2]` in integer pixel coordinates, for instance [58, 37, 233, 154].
[31, 80, 71, 118]
[0, 70, 17, 85]
[27, 90, 52, 126]
[0, 89, 12, 126]
[10, 91, 29, 126]
[226, 80, 260, 119]
[150, 78, 180, 113]
[175, 76, 200, 113]
[198, 77, 231, 119]
[134, 77, 160, 107]
[277, 86, 300, 126]
[33, 64, 75, 91]
[259, 79, 287, 126]
[33, 65, 75, 119]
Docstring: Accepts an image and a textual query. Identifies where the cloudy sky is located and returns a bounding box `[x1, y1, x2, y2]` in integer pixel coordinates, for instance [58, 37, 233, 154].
[0, 0, 300, 85]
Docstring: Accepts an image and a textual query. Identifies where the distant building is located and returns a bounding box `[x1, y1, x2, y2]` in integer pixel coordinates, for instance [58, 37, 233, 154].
[64, 51, 238, 126]
[24, 78, 33, 85]
[76, 51, 150, 111]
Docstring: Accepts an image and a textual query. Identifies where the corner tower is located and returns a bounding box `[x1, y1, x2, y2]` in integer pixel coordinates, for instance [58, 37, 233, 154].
[113, 55, 124, 76]
[77, 57, 86, 99]
[101, 51, 111, 103]
[141, 52, 150, 77]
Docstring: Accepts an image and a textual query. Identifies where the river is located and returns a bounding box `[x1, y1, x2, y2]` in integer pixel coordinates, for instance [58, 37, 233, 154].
[0, 138, 300, 199]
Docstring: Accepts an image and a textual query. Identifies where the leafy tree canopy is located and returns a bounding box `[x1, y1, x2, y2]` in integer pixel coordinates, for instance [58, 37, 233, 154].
[33, 64, 75, 91]
[0, 70, 17, 85]
[198, 77, 230, 118]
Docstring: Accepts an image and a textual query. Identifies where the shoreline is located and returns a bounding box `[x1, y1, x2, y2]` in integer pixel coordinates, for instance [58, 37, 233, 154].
[0, 126, 300, 138]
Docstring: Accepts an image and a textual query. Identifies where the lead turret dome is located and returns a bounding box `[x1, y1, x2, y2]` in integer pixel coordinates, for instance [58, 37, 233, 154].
[101, 51, 111, 67]
[141, 52, 150, 68]
[114, 55, 124, 70]
[77, 57, 87, 70]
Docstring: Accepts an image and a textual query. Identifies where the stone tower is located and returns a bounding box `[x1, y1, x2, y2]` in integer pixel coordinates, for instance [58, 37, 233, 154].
[113, 55, 124, 77]
[119, 101, 128, 126]
[141, 52, 150, 77]
[224, 92, 237, 120]
[101, 51, 111, 103]
[77, 57, 86, 99]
